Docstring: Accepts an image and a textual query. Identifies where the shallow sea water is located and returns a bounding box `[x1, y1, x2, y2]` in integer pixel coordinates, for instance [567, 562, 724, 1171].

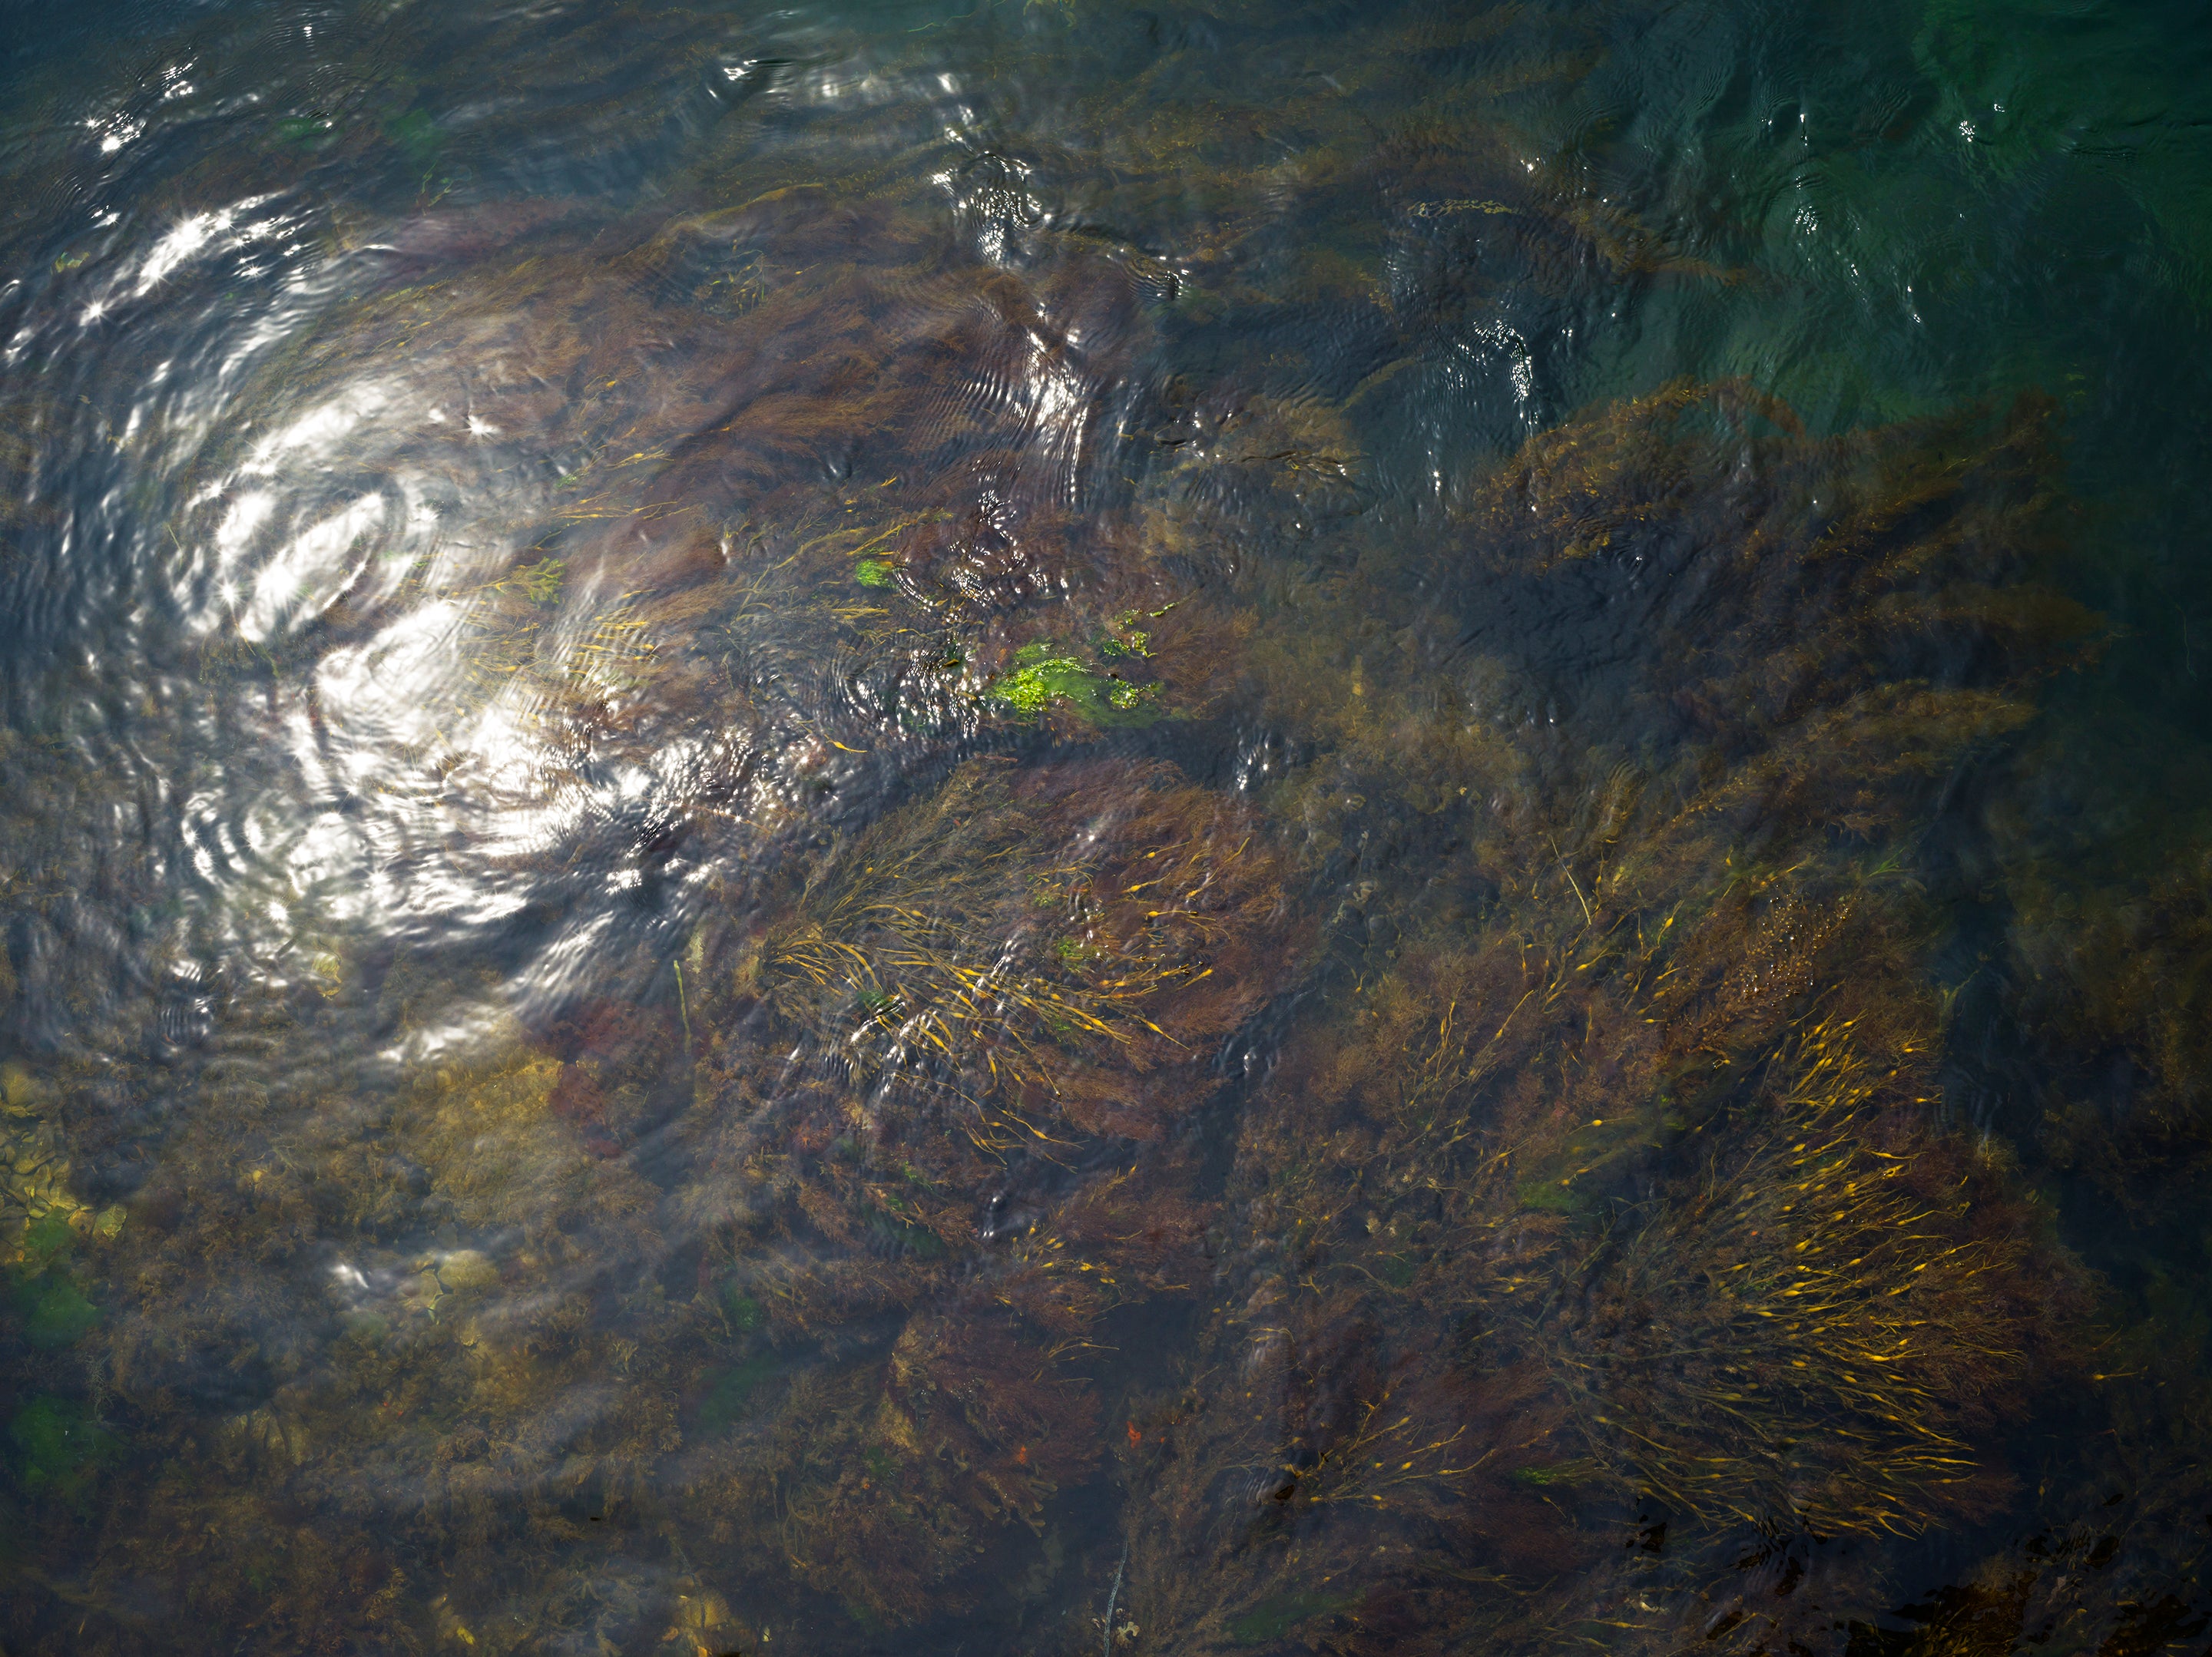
[2, 0, 2211, 1650]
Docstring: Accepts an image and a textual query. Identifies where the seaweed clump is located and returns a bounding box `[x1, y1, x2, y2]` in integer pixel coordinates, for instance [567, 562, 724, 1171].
[1112, 384, 2098, 1656]
[624, 755, 1303, 1626]
[737, 756, 1296, 1145]
[1499, 1005, 2049, 1535]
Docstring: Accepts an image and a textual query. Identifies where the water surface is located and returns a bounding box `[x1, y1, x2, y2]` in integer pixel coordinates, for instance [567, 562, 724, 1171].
[2, 0, 2210, 1652]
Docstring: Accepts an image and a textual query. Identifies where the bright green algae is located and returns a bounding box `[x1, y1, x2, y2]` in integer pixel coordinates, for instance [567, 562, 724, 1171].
[986, 642, 1164, 727]
[0, 0, 2208, 1652]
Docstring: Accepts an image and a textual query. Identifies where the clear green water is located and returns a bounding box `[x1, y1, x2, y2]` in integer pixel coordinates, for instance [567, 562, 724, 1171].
[1, 0, 2210, 1651]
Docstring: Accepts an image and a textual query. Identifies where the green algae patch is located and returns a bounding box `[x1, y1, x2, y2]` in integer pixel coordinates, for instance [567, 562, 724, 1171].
[985, 641, 1162, 727]
[8, 1397, 117, 1502]
[9, 1215, 99, 1348]
[1099, 610, 1155, 659]
[15, 1274, 98, 1349]
[1513, 1178, 1590, 1216]
[1053, 935, 1106, 967]
[854, 559, 897, 587]
[270, 114, 335, 150]
[512, 556, 565, 606]
[20, 1212, 71, 1265]
[382, 108, 443, 167]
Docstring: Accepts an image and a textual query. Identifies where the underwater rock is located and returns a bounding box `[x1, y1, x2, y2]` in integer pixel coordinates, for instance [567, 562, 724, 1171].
[0, 1107, 92, 1242]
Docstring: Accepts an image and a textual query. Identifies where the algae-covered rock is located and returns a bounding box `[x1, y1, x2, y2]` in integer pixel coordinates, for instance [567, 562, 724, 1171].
[431, 1249, 500, 1295]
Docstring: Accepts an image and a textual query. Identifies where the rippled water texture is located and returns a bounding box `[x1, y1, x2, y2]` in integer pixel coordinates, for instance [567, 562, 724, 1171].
[3, 0, 2211, 1650]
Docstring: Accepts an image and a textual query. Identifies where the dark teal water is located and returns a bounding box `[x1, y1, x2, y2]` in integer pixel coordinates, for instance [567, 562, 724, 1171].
[2, 0, 2210, 1652]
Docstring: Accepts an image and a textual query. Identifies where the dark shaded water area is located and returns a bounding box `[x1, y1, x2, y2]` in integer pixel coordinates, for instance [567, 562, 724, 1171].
[2, 0, 2211, 1649]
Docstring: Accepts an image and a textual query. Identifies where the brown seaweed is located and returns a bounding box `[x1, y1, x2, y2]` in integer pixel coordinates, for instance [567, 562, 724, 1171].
[1104, 384, 2102, 1657]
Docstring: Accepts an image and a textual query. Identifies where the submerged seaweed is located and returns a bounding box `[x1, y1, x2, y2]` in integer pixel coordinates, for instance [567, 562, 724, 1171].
[730, 756, 1297, 1143]
[0, 0, 2204, 1648]
[1105, 384, 2110, 1656]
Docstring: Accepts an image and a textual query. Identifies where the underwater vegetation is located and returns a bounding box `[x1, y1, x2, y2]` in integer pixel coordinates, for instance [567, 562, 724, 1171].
[1, 0, 2209, 1646]
[730, 756, 1299, 1143]
[654, 756, 1300, 1622]
[1107, 382, 2115, 1656]
[0, 329, 2193, 1657]
[1995, 818, 2212, 1218]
